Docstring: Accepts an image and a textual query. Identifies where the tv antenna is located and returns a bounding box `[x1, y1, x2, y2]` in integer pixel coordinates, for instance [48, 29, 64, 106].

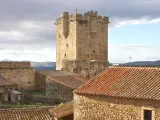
[129, 56, 132, 63]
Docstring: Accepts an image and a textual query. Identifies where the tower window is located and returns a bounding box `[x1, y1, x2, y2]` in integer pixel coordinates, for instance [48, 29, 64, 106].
[93, 50, 96, 54]
[64, 54, 67, 58]
[102, 26, 104, 30]
[66, 44, 68, 47]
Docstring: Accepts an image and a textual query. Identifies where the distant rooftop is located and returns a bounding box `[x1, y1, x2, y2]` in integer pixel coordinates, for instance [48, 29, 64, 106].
[36, 70, 79, 77]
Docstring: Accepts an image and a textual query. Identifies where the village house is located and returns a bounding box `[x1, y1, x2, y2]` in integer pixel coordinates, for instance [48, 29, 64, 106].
[0, 75, 17, 102]
[46, 75, 85, 102]
[35, 70, 85, 103]
[74, 67, 160, 120]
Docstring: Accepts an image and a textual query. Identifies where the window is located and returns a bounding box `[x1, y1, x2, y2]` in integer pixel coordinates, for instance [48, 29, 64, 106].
[64, 54, 67, 58]
[144, 110, 152, 120]
[141, 107, 155, 120]
[102, 26, 104, 30]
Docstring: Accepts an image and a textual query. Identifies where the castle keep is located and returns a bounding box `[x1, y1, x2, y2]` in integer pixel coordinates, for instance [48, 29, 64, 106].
[55, 11, 109, 78]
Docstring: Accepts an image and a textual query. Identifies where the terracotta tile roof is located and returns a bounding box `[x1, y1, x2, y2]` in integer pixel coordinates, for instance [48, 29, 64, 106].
[75, 67, 160, 101]
[0, 108, 54, 120]
[0, 75, 16, 86]
[49, 101, 73, 118]
[48, 76, 85, 89]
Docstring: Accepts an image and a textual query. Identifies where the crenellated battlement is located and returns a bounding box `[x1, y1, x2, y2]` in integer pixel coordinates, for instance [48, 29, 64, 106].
[55, 11, 109, 25]
[0, 62, 31, 68]
[55, 10, 109, 71]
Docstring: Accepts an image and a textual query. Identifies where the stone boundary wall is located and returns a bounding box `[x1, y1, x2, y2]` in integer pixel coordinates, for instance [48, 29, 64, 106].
[0, 62, 31, 68]
[35, 72, 47, 91]
[0, 67, 35, 90]
[23, 94, 61, 105]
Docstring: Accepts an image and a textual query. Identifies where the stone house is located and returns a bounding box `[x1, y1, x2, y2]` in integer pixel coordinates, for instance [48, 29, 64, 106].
[46, 75, 85, 102]
[49, 101, 73, 120]
[10, 90, 22, 103]
[74, 67, 160, 120]
[0, 75, 17, 102]
[35, 70, 81, 92]
[35, 70, 85, 103]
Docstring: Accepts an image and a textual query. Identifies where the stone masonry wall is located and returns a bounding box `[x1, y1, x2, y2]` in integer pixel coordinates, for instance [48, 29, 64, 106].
[0, 62, 31, 68]
[46, 77, 73, 102]
[74, 94, 160, 120]
[56, 12, 77, 70]
[23, 94, 59, 104]
[0, 68, 35, 90]
[62, 59, 107, 78]
[55, 11, 109, 70]
[35, 72, 47, 91]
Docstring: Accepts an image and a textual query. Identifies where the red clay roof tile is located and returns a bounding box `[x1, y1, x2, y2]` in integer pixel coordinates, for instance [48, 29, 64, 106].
[75, 67, 160, 101]
[48, 76, 85, 89]
[49, 101, 73, 118]
[0, 108, 54, 120]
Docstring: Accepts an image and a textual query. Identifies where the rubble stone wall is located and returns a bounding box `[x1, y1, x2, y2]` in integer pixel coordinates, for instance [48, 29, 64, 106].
[46, 77, 73, 102]
[0, 68, 35, 90]
[74, 94, 160, 120]
[0, 62, 31, 68]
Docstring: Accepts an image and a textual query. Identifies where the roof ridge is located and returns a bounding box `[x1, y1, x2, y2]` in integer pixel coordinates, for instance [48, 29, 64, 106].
[110, 66, 160, 69]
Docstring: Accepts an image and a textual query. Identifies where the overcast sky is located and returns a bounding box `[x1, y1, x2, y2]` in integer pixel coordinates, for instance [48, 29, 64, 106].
[0, 0, 160, 62]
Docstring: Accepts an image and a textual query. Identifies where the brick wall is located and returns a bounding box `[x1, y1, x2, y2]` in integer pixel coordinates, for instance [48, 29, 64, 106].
[0, 68, 35, 90]
[46, 78, 73, 102]
[74, 94, 160, 120]
[0, 62, 31, 68]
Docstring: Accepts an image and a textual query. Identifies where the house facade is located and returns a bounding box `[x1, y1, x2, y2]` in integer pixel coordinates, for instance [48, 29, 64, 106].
[46, 75, 84, 102]
[74, 67, 160, 120]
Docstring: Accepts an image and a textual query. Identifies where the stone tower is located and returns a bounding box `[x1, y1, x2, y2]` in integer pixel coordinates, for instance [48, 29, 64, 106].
[55, 11, 109, 78]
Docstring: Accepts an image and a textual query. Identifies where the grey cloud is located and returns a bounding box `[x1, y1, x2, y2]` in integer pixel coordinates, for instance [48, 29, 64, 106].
[0, 0, 160, 61]
[1, 0, 160, 21]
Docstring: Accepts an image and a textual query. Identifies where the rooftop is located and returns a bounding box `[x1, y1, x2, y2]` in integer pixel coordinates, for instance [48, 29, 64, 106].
[37, 70, 78, 77]
[49, 101, 73, 118]
[48, 76, 85, 89]
[75, 67, 160, 101]
[0, 108, 54, 120]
